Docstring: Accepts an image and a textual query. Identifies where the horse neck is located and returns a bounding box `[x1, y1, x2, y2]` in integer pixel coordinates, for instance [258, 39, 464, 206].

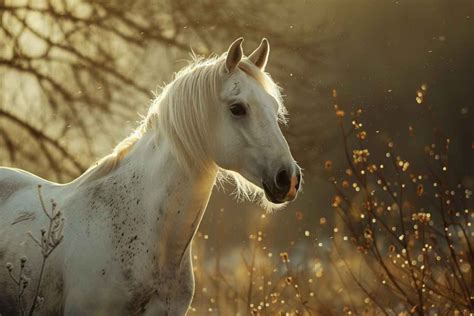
[78, 130, 218, 267]
[132, 131, 218, 264]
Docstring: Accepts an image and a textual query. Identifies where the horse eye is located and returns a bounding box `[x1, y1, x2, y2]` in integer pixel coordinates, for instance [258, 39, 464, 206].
[230, 103, 247, 116]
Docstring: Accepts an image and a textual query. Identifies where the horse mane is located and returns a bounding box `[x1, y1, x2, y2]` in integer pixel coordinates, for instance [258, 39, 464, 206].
[76, 53, 287, 210]
[73, 120, 147, 184]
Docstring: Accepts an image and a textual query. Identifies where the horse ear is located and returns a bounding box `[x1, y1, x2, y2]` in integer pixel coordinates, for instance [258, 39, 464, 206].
[225, 37, 244, 72]
[248, 38, 270, 71]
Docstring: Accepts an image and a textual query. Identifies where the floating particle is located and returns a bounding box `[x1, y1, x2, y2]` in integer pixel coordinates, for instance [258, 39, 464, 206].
[336, 110, 345, 117]
[324, 160, 332, 170]
[296, 211, 304, 220]
[460, 263, 471, 273]
[416, 184, 425, 196]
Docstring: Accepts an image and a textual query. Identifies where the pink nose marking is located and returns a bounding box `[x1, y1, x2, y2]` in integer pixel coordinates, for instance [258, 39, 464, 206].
[286, 175, 298, 200]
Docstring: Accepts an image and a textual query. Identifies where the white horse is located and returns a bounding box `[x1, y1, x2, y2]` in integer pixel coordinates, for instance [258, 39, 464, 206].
[0, 38, 301, 315]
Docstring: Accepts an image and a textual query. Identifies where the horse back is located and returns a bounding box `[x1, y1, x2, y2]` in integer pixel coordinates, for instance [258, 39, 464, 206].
[0, 167, 55, 201]
[0, 166, 60, 243]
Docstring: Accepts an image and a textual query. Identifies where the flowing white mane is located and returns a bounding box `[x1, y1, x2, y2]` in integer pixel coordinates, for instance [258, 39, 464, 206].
[80, 53, 288, 210]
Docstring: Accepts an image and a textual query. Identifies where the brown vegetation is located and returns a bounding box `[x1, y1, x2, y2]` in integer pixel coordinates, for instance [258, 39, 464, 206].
[190, 91, 473, 315]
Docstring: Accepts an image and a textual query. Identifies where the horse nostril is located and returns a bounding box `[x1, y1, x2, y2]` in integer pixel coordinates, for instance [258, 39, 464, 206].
[275, 168, 291, 190]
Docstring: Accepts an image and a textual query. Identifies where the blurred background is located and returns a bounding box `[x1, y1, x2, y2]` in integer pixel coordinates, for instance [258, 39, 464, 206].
[1, 0, 473, 314]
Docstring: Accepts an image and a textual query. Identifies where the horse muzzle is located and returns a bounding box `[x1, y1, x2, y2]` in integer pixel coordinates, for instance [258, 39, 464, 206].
[262, 166, 301, 204]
